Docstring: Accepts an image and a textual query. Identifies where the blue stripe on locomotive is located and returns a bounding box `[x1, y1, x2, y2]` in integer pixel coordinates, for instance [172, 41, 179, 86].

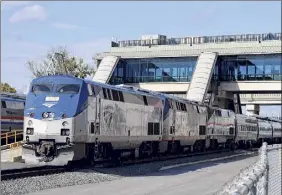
[25, 75, 170, 121]
[1, 121, 24, 125]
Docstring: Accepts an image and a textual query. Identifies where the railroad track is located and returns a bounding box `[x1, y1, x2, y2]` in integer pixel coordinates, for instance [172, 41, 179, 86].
[1, 166, 69, 180]
[2, 148, 258, 180]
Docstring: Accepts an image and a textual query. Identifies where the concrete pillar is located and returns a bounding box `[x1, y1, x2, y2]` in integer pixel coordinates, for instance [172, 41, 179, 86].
[246, 104, 260, 115]
[213, 90, 236, 111]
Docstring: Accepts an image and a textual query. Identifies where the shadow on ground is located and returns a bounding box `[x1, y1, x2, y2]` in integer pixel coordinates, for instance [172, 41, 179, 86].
[77, 152, 258, 178]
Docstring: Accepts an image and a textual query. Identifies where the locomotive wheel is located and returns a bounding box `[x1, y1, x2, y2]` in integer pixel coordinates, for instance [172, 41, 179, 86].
[193, 141, 203, 152]
[210, 139, 217, 150]
[139, 142, 153, 158]
[168, 141, 180, 154]
[225, 140, 233, 150]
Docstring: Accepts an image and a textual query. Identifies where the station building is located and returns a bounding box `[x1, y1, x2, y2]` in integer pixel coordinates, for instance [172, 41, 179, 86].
[94, 32, 282, 115]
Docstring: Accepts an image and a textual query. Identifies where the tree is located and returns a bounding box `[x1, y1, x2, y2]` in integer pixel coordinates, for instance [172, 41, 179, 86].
[1, 83, 17, 93]
[26, 46, 95, 79]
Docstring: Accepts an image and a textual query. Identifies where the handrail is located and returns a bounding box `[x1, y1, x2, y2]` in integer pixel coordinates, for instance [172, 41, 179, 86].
[1, 92, 26, 100]
[1, 130, 23, 146]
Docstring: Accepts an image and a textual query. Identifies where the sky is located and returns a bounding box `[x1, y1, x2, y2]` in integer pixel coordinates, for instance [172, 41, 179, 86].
[1, 1, 281, 116]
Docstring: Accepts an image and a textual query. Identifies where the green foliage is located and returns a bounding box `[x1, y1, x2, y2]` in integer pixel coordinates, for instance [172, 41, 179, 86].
[1, 83, 17, 93]
[26, 46, 95, 79]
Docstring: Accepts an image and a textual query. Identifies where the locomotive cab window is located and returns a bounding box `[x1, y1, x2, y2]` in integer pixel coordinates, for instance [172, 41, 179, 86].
[31, 84, 53, 94]
[57, 84, 80, 94]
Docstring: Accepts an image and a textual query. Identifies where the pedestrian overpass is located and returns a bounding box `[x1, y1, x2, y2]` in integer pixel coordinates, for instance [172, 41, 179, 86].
[93, 32, 281, 115]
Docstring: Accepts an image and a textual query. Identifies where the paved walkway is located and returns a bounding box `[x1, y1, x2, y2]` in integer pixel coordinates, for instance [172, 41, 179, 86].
[1, 146, 22, 162]
[27, 155, 258, 195]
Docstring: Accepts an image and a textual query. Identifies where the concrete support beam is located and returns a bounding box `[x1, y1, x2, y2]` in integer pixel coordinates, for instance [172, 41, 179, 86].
[246, 104, 260, 115]
[128, 81, 281, 94]
[213, 91, 236, 111]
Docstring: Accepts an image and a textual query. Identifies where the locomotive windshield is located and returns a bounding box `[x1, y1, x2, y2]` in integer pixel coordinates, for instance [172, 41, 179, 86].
[31, 84, 80, 94]
[31, 84, 53, 94]
[56, 84, 80, 94]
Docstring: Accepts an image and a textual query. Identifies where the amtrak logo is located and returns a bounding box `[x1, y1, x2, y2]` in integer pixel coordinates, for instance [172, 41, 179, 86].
[42, 102, 57, 108]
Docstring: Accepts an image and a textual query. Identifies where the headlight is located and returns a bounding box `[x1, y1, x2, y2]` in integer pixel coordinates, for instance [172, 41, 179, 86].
[26, 128, 34, 135]
[28, 120, 33, 126]
[49, 112, 55, 118]
[61, 129, 70, 136]
[42, 112, 49, 118]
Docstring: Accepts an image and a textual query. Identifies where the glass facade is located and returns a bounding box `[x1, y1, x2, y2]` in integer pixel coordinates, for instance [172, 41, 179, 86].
[109, 57, 197, 84]
[109, 54, 282, 84]
[216, 54, 282, 81]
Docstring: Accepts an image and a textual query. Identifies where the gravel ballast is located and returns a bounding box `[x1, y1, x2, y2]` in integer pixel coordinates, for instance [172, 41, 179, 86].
[1, 171, 120, 195]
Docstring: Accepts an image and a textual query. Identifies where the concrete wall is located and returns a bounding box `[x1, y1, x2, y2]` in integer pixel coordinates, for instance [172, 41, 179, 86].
[127, 81, 281, 93]
[96, 40, 281, 60]
[1, 147, 22, 162]
[126, 81, 281, 105]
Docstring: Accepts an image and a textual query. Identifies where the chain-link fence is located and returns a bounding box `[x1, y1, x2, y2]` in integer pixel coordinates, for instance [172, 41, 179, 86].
[267, 145, 281, 195]
[214, 143, 282, 195]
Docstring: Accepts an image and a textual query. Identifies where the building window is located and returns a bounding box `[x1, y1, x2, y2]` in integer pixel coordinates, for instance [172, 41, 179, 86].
[215, 54, 281, 82]
[109, 57, 197, 84]
[109, 54, 281, 84]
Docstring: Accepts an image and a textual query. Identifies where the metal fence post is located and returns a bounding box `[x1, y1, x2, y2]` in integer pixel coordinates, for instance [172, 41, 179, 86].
[6, 133, 8, 145]
[265, 162, 269, 195]
[15, 131, 17, 143]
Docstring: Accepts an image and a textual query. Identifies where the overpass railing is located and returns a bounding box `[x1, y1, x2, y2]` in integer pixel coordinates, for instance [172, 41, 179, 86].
[113, 32, 281, 48]
[215, 143, 281, 195]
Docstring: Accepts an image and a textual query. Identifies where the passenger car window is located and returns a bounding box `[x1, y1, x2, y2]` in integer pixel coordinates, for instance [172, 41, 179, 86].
[57, 84, 80, 94]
